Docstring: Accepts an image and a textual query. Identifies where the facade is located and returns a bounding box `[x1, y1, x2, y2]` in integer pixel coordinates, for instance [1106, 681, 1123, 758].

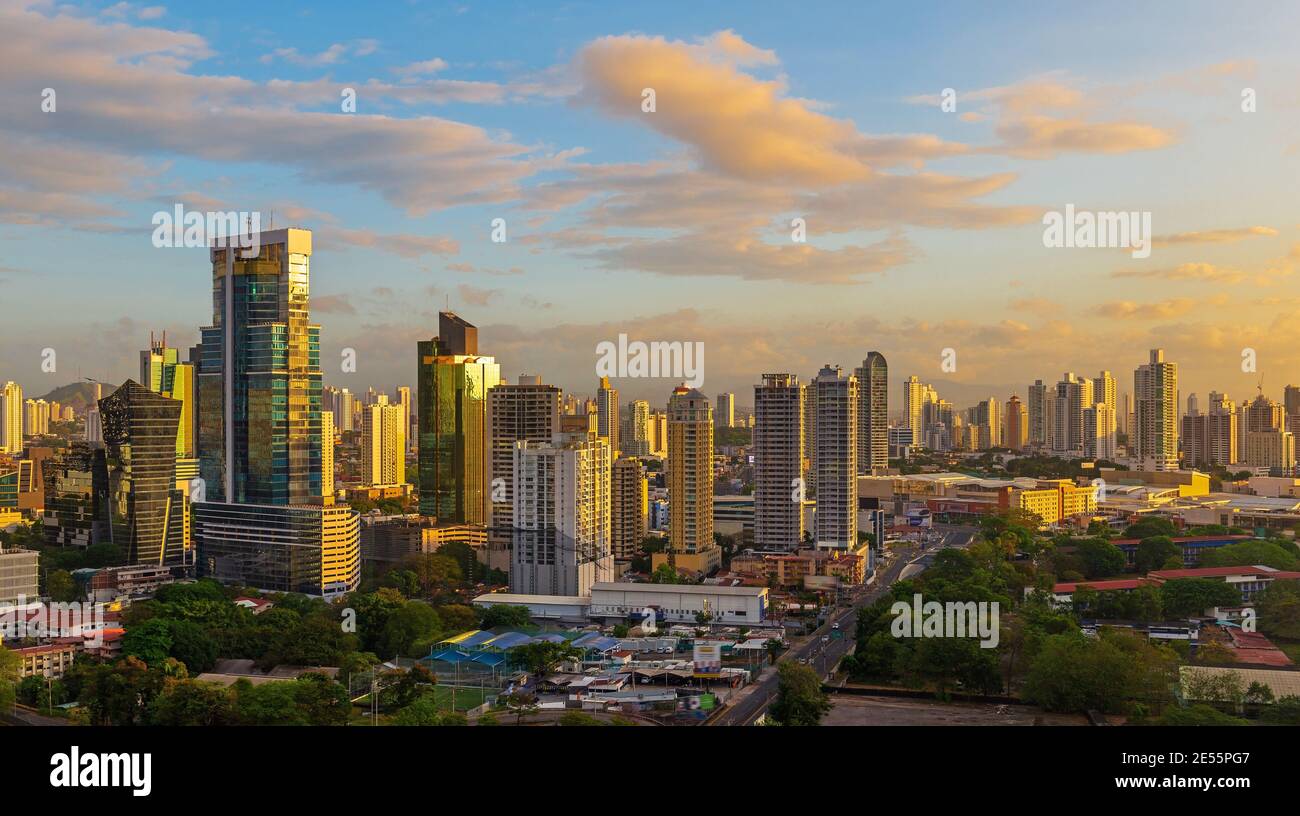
[903, 375, 925, 448]
[588, 582, 768, 625]
[99, 380, 187, 565]
[1027, 379, 1048, 449]
[754, 373, 805, 550]
[417, 311, 500, 522]
[1083, 402, 1117, 460]
[1134, 348, 1179, 471]
[813, 365, 857, 550]
[610, 456, 648, 560]
[194, 502, 360, 596]
[196, 228, 323, 505]
[1245, 430, 1296, 474]
[854, 352, 888, 473]
[42, 442, 110, 548]
[0, 548, 39, 604]
[509, 432, 613, 597]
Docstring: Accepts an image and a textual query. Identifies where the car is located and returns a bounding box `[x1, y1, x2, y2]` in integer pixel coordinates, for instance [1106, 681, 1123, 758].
[831, 622, 840, 630]
[821, 636, 830, 644]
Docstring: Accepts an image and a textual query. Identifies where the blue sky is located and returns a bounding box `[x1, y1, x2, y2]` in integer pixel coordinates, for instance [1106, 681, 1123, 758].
[2, 0, 1299, 411]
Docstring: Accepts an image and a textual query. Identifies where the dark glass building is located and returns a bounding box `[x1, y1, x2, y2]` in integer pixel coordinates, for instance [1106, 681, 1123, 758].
[42, 441, 110, 549]
[99, 380, 186, 565]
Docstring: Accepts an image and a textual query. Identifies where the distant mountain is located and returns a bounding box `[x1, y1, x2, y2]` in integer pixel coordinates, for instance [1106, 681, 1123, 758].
[36, 381, 120, 412]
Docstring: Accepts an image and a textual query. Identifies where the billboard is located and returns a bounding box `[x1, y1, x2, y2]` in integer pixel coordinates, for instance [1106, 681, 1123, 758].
[693, 642, 723, 678]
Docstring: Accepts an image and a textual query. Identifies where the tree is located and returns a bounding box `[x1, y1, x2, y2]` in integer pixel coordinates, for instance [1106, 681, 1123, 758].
[512, 641, 583, 681]
[1255, 580, 1300, 640]
[558, 711, 601, 726]
[1122, 517, 1176, 541]
[408, 553, 463, 596]
[651, 563, 682, 584]
[1160, 579, 1241, 617]
[46, 569, 78, 602]
[0, 645, 18, 711]
[478, 603, 531, 630]
[1158, 704, 1248, 726]
[769, 662, 830, 726]
[148, 680, 237, 726]
[1135, 536, 1179, 574]
[1199, 540, 1299, 571]
[764, 638, 784, 665]
[121, 618, 174, 668]
[1021, 629, 1176, 714]
[505, 691, 539, 725]
[380, 602, 444, 659]
[166, 619, 218, 674]
[1075, 538, 1126, 579]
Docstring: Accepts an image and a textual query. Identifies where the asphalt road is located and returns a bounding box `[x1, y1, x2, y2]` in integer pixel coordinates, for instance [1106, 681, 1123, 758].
[708, 525, 976, 726]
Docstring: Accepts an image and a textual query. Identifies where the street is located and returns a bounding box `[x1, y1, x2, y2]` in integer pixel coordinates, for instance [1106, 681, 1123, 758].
[707, 524, 976, 726]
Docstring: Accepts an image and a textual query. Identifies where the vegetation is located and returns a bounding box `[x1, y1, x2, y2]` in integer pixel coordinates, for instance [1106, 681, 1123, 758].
[769, 662, 831, 726]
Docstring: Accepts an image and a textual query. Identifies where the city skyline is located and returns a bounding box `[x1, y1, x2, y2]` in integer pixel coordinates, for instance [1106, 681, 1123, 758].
[4, 2, 1300, 405]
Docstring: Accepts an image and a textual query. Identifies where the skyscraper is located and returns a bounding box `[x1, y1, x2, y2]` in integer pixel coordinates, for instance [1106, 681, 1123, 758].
[596, 376, 620, 458]
[624, 399, 651, 456]
[1134, 349, 1179, 471]
[754, 373, 805, 550]
[611, 456, 648, 561]
[42, 441, 110, 548]
[662, 386, 719, 573]
[813, 365, 857, 550]
[1006, 395, 1027, 450]
[361, 403, 406, 487]
[509, 431, 612, 596]
[192, 228, 359, 596]
[196, 228, 322, 505]
[141, 332, 197, 460]
[321, 409, 335, 499]
[903, 375, 925, 449]
[1027, 379, 1048, 449]
[99, 380, 186, 565]
[1, 382, 25, 453]
[417, 311, 500, 523]
[396, 386, 412, 445]
[715, 392, 735, 429]
[1083, 402, 1117, 460]
[855, 352, 888, 473]
[486, 375, 560, 572]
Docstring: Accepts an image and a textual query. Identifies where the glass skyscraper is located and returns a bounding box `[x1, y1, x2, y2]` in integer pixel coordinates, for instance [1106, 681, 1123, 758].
[197, 228, 322, 505]
[417, 312, 500, 522]
[99, 380, 186, 565]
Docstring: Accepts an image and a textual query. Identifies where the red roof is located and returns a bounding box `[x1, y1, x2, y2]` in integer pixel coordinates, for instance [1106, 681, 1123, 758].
[1053, 579, 1153, 593]
[1111, 535, 1252, 546]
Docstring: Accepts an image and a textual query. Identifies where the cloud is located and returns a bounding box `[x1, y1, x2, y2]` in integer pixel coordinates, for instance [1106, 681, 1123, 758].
[261, 39, 379, 67]
[1151, 226, 1278, 246]
[457, 284, 500, 306]
[393, 58, 449, 78]
[1090, 298, 1204, 320]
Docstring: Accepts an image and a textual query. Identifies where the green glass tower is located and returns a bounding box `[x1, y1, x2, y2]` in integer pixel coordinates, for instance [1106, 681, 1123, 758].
[417, 312, 500, 522]
[196, 228, 322, 505]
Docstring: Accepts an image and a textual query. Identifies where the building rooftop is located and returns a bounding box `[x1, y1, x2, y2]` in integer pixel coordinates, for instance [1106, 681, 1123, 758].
[591, 582, 767, 597]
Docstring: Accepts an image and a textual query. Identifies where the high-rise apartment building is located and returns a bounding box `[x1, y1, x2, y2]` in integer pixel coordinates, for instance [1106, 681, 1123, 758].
[813, 365, 857, 550]
[1083, 402, 1117, 460]
[321, 409, 335, 499]
[1245, 430, 1296, 475]
[623, 399, 651, 456]
[509, 432, 612, 597]
[611, 456, 648, 561]
[754, 373, 805, 550]
[662, 386, 719, 573]
[596, 376, 620, 458]
[1027, 380, 1048, 449]
[396, 386, 412, 445]
[854, 352, 888, 473]
[1006, 395, 1028, 450]
[1134, 349, 1179, 472]
[903, 376, 926, 448]
[417, 311, 500, 522]
[361, 403, 406, 487]
[485, 375, 560, 572]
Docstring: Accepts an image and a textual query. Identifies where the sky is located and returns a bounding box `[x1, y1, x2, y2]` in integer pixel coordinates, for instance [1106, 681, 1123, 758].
[2, 0, 1300, 414]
